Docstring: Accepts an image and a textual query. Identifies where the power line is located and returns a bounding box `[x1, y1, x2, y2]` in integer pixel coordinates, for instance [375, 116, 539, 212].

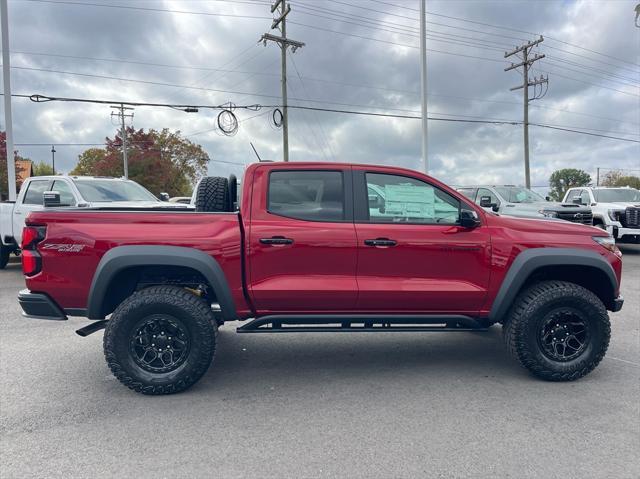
[6, 93, 639, 143]
[367, 0, 640, 69]
[24, 0, 272, 20]
[10, 50, 638, 127]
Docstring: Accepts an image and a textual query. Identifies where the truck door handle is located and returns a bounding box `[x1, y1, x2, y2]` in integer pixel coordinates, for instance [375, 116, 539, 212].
[260, 236, 294, 245]
[364, 238, 397, 247]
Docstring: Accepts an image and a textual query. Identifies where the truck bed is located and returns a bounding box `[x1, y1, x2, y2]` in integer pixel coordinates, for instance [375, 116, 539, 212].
[25, 209, 248, 315]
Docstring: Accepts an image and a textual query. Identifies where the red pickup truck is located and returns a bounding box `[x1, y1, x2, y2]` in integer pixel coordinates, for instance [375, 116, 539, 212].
[18, 162, 624, 394]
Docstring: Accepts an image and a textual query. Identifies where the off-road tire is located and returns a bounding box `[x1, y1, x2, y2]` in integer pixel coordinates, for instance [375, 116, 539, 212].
[503, 280, 610, 381]
[0, 245, 10, 269]
[195, 176, 231, 212]
[103, 286, 217, 395]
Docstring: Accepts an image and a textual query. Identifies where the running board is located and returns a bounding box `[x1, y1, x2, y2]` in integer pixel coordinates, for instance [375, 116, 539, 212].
[236, 315, 488, 333]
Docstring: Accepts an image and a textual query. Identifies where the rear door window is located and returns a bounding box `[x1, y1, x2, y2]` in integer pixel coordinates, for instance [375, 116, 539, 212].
[268, 171, 345, 222]
[22, 180, 51, 205]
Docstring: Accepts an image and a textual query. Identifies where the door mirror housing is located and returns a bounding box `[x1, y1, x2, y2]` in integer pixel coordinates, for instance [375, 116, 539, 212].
[460, 210, 481, 228]
[43, 191, 61, 207]
[479, 196, 492, 207]
[159, 192, 170, 202]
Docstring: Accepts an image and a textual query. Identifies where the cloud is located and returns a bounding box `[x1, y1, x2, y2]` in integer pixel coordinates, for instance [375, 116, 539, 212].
[2, 0, 638, 188]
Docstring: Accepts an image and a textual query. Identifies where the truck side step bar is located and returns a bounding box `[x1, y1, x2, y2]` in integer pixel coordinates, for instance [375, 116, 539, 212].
[236, 314, 489, 333]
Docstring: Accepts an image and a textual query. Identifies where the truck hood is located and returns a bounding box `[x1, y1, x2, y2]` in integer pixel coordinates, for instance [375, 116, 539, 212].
[501, 201, 590, 218]
[488, 213, 604, 236]
[594, 202, 640, 210]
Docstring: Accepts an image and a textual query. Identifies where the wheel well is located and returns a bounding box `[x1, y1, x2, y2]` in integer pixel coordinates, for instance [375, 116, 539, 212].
[101, 265, 216, 317]
[522, 264, 614, 309]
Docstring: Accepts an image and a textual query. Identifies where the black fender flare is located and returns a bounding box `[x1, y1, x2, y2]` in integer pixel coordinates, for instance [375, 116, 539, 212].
[87, 245, 237, 321]
[489, 247, 617, 322]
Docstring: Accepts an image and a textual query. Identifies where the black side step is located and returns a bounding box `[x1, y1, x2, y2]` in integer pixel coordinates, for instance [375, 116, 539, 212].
[237, 315, 489, 333]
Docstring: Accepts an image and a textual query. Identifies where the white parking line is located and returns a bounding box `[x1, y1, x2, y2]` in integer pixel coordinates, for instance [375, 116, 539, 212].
[607, 356, 640, 367]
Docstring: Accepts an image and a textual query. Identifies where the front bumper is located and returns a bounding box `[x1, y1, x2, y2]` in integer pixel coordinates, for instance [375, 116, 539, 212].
[607, 225, 640, 241]
[611, 294, 624, 313]
[18, 289, 67, 320]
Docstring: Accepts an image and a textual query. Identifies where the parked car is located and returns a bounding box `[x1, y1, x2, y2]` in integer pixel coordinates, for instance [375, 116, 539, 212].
[0, 176, 187, 268]
[17, 162, 622, 394]
[563, 186, 640, 243]
[456, 185, 593, 225]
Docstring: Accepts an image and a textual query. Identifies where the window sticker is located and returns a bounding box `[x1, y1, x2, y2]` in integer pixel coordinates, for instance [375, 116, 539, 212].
[383, 184, 435, 218]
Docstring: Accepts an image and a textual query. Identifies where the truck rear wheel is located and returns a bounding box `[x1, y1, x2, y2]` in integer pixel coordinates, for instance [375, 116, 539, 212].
[195, 176, 231, 212]
[103, 286, 216, 395]
[503, 280, 610, 381]
[0, 245, 10, 269]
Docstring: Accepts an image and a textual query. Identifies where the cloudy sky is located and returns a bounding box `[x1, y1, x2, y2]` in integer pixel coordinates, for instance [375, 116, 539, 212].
[2, 0, 639, 190]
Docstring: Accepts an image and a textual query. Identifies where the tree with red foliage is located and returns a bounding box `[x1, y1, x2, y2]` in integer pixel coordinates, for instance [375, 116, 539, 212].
[70, 128, 209, 197]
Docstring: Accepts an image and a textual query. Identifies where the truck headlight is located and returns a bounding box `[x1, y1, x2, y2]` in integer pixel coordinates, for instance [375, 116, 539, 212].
[607, 209, 623, 221]
[539, 210, 557, 218]
[593, 236, 621, 257]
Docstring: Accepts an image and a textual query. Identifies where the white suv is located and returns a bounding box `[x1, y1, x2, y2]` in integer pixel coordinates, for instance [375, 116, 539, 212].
[563, 187, 640, 243]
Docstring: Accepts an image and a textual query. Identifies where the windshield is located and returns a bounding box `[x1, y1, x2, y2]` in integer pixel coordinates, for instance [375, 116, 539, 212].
[494, 186, 546, 203]
[594, 189, 640, 203]
[74, 179, 159, 202]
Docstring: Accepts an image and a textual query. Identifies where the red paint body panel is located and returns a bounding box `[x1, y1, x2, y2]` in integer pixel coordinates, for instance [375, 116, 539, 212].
[24, 211, 250, 316]
[23, 162, 622, 320]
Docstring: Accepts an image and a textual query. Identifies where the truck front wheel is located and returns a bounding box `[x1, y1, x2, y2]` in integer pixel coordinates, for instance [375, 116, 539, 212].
[103, 286, 217, 395]
[503, 280, 610, 381]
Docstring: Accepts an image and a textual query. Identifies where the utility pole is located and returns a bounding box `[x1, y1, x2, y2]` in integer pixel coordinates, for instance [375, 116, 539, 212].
[260, 0, 304, 162]
[1, 0, 17, 200]
[505, 36, 547, 189]
[51, 145, 56, 175]
[110, 104, 134, 178]
[419, 0, 428, 174]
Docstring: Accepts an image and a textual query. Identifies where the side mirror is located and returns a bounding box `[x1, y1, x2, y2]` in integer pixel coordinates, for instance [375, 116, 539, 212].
[460, 210, 481, 228]
[479, 196, 492, 207]
[159, 192, 170, 202]
[43, 191, 61, 207]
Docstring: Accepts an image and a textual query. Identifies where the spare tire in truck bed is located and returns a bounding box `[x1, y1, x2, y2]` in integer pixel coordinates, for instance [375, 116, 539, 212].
[195, 176, 231, 212]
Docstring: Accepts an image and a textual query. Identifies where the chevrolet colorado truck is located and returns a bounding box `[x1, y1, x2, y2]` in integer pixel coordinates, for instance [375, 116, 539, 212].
[18, 162, 624, 394]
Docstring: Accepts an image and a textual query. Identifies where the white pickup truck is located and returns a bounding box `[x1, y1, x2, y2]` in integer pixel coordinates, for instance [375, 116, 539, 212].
[563, 186, 640, 243]
[1, 175, 185, 268]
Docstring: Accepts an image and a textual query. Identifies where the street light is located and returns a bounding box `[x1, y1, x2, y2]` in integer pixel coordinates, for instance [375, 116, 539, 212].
[51, 145, 56, 175]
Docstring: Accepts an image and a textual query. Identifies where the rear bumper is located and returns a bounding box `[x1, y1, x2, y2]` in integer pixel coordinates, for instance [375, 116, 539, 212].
[18, 289, 67, 320]
[611, 294, 624, 313]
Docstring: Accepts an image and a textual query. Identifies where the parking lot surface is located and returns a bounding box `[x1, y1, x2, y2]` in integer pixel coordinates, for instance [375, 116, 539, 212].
[1, 246, 639, 478]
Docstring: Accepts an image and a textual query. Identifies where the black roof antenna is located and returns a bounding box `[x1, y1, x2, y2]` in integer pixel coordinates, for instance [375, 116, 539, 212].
[250, 142, 272, 162]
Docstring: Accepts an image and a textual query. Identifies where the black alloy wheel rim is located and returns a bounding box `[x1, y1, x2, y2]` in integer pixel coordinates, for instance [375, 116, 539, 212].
[539, 309, 590, 362]
[129, 315, 190, 373]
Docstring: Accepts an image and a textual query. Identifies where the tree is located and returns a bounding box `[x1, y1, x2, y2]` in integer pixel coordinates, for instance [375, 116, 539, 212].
[33, 161, 55, 176]
[548, 168, 591, 201]
[70, 128, 209, 196]
[600, 170, 640, 189]
[69, 148, 106, 176]
[0, 131, 28, 200]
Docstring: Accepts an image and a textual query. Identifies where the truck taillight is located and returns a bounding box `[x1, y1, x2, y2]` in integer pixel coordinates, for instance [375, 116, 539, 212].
[21, 226, 46, 276]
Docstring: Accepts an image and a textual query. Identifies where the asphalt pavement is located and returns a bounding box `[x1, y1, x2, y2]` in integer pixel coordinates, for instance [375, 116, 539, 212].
[1, 246, 639, 478]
